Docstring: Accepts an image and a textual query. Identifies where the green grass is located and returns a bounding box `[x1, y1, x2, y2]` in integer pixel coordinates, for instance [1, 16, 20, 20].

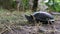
[0, 9, 33, 27]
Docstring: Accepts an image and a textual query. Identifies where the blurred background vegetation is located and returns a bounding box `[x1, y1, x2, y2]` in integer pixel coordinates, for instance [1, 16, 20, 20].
[45, 0, 60, 12]
[0, 0, 60, 12]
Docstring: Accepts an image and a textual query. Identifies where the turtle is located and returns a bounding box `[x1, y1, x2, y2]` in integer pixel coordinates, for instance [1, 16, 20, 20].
[25, 11, 54, 24]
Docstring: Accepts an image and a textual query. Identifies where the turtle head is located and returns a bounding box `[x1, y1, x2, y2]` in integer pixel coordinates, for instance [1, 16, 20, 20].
[25, 15, 34, 22]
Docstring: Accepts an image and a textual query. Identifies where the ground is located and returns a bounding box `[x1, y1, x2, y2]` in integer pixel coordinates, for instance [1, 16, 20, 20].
[0, 9, 60, 34]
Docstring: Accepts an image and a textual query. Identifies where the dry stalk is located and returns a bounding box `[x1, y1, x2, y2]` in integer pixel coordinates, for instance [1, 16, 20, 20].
[0, 23, 15, 34]
[31, 15, 37, 26]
